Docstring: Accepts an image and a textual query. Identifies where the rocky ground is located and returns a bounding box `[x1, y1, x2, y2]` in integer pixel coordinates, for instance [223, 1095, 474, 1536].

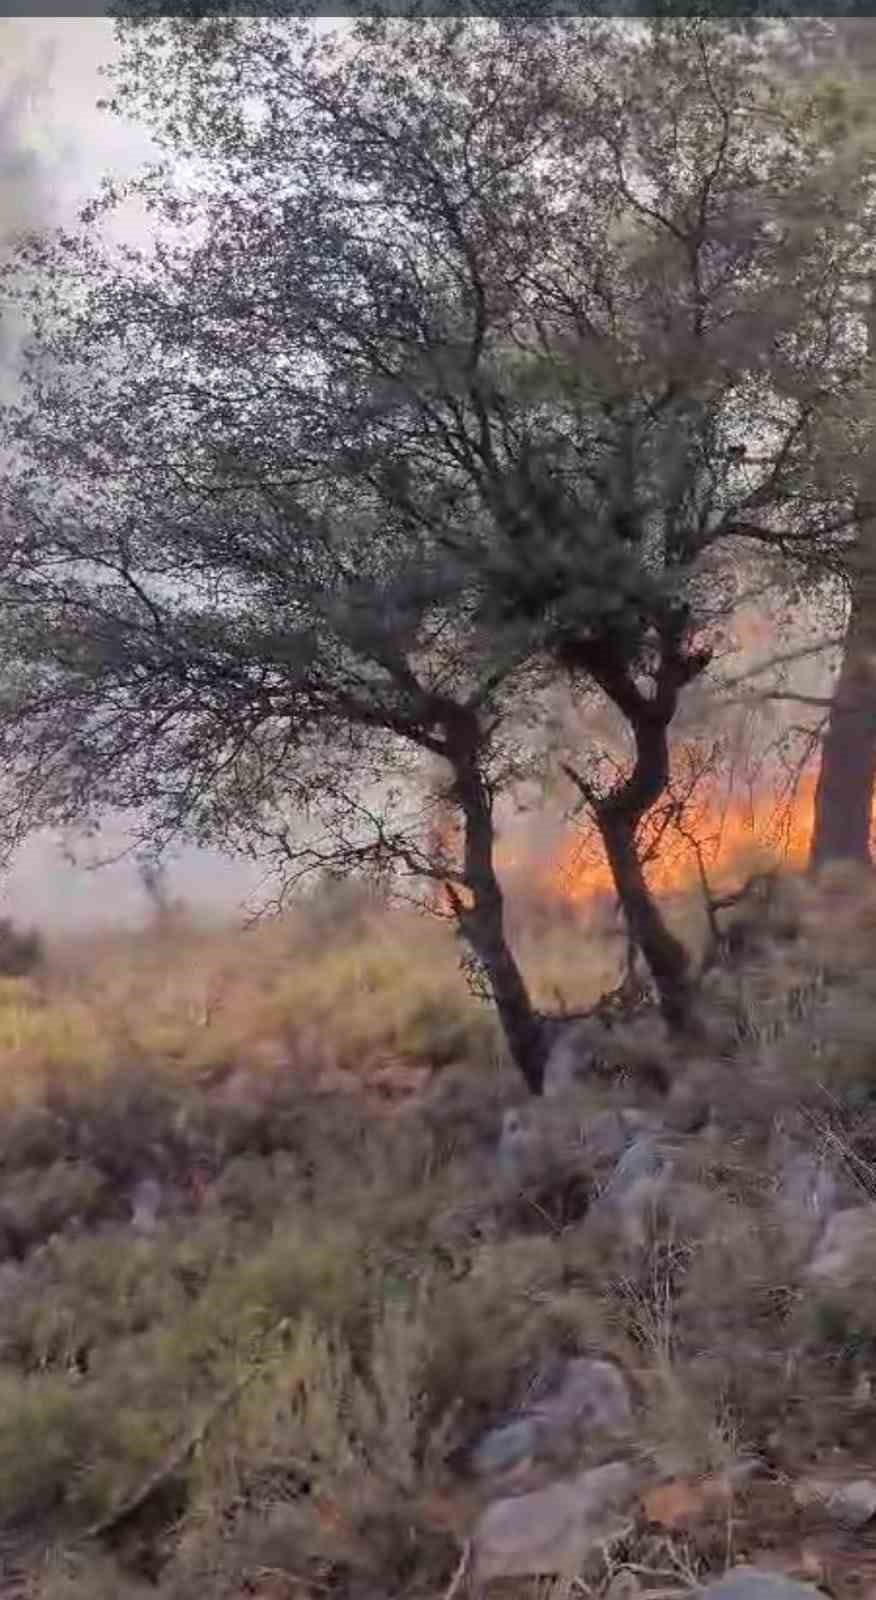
[2, 870, 876, 1600]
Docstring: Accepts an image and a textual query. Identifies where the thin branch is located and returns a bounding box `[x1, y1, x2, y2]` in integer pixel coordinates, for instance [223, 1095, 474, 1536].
[719, 634, 844, 691]
[560, 759, 600, 811]
[723, 690, 833, 710]
[87, 1340, 283, 1543]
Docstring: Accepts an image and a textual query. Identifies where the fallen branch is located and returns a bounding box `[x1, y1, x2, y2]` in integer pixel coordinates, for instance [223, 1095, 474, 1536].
[87, 1323, 290, 1542]
[442, 1539, 471, 1600]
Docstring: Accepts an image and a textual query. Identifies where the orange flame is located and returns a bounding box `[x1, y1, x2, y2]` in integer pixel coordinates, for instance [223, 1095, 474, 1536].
[428, 771, 837, 912]
[547, 774, 822, 904]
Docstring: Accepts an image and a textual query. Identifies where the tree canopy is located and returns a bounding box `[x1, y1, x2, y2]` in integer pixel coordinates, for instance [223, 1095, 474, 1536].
[1, 17, 874, 1087]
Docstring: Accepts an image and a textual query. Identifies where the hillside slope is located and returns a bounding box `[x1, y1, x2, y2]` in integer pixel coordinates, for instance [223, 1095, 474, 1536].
[2, 873, 876, 1600]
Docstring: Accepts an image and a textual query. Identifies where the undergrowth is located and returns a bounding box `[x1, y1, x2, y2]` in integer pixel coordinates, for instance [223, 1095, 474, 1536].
[1, 870, 876, 1599]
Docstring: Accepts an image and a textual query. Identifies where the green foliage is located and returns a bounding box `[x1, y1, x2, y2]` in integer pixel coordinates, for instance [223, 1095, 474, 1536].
[0, 1373, 96, 1526]
[0, 1160, 107, 1256]
[0, 17, 868, 889]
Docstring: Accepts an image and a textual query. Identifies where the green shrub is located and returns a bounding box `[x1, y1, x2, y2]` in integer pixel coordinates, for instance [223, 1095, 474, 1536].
[0, 1161, 107, 1257]
[0, 1372, 94, 1526]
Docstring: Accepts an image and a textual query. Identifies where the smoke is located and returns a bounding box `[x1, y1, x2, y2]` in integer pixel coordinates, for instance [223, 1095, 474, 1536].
[0, 24, 268, 932]
[1, 828, 262, 935]
[0, 26, 59, 395]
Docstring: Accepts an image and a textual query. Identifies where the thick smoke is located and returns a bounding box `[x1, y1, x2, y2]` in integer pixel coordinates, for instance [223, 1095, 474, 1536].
[0, 26, 59, 397]
[0, 23, 263, 932]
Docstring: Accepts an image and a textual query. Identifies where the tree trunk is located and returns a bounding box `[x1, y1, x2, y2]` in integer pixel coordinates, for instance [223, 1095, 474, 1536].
[563, 637, 709, 1039]
[809, 585, 876, 871]
[458, 888, 548, 1095]
[598, 808, 698, 1033]
[445, 730, 547, 1096]
[809, 274, 876, 874]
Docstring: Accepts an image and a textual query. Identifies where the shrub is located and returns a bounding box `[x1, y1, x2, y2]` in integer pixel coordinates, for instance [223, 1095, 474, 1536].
[0, 917, 44, 978]
[0, 1160, 107, 1259]
[0, 1372, 95, 1527]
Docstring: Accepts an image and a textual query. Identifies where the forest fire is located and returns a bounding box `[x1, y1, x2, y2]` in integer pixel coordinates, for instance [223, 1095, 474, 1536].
[428, 771, 834, 914]
[544, 774, 822, 904]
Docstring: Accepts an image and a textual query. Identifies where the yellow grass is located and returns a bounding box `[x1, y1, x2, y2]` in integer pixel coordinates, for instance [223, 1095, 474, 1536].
[0, 888, 639, 1112]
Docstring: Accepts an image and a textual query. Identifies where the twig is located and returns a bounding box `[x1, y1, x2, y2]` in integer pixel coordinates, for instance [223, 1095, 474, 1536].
[443, 1539, 471, 1600]
[560, 759, 599, 809]
[86, 1326, 288, 1543]
[719, 632, 844, 690]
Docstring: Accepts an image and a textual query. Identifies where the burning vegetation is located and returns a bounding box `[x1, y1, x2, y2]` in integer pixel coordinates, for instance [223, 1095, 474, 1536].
[6, 12, 876, 1600]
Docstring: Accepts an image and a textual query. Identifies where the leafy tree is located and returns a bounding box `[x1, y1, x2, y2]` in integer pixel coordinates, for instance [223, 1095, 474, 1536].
[776, 26, 876, 873]
[0, 18, 871, 1087]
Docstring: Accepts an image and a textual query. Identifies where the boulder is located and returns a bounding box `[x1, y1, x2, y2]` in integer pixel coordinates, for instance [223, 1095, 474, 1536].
[696, 1567, 829, 1600]
[543, 1019, 611, 1101]
[583, 1109, 665, 1167]
[806, 1203, 876, 1286]
[792, 1474, 876, 1529]
[472, 1460, 639, 1581]
[470, 1358, 633, 1482]
[470, 1418, 538, 1479]
[130, 1175, 164, 1234]
[605, 1574, 642, 1600]
[580, 1108, 629, 1165]
[600, 1134, 670, 1192]
[590, 1136, 676, 1249]
[770, 1135, 843, 1254]
[533, 1356, 633, 1438]
[495, 1104, 590, 1190]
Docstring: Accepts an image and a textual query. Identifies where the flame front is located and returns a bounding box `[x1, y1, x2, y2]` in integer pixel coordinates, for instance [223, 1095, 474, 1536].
[548, 774, 823, 904]
[428, 770, 843, 912]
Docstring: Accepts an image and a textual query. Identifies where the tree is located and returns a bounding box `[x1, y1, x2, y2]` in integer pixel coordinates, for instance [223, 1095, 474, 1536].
[733, 21, 876, 876]
[0, 18, 871, 1085]
[808, 277, 876, 870]
[783, 29, 876, 872]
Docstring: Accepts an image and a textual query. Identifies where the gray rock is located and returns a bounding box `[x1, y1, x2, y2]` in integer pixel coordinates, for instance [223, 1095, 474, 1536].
[472, 1460, 639, 1581]
[605, 1573, 642, 1600]
[471, 1418, 538, 1479]
[496, 1104, 588, 1189]
[581, 1109, 630, 1165]
[496, 1106, 542, 1186]
[621, 1109, 668, 1139]
[777, 1151, 839, 1220]
[130, 1176, 164, 1234]
[622, 1173, 674, 1250]
[696, 1567, 829, 1600]
[470, 1359, 632, 1483]
[826, 1478, 876, 1528]
[582, 1109, 664, 1166]
[807, 1203, 876, 1285]
[665, 1068, 717, 1135]
[533, 1357, 633, 1438]
[584, 1134, 679, 1254]
[0, 1261, 22, 1297]
[600, 1134, 669, 1193]
[794, 1474, 876, 1529]
[771, 1136, 842, 1252]
[543, 1019, 611, 1101]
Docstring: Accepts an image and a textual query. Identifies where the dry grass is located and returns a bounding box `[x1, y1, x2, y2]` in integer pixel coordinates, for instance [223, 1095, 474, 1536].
[1, 868, 876, 1598]
[0, 892, 492, 1113]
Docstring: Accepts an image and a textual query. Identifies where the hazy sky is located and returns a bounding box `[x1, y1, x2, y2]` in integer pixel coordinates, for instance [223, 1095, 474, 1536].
[0, 21, 157, 380]
[0, 20, 266, 931]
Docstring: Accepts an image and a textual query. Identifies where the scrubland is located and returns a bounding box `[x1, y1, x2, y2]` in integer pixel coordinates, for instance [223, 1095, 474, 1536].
[2, 868, 876, 1600]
